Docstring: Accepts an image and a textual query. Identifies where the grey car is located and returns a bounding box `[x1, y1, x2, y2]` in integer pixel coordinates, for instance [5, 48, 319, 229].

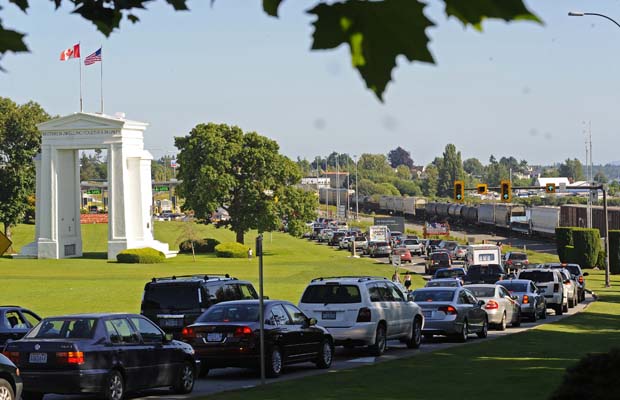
[496, 279, 547, 322]
[465, 284, 521, 330]
[412, 287, 488, 342]
[425, 278, 463, 288]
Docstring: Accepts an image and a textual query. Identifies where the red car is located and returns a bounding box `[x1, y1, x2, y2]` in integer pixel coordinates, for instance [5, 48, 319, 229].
[389, 247, 412, 264]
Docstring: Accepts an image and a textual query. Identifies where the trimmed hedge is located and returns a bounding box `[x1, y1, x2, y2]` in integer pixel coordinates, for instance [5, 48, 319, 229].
[215, 242, 249, 258]
[610, 230, 620, 274]
[116, 247, 166, 264]
[571, 228, 601, 269]
[178, 238, 220, 254]
[555, 227, 574, 263]
[550, 348, 620, 400]
[564, 245, 575, 265]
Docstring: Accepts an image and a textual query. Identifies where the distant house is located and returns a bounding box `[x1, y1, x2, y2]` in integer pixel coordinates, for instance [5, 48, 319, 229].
[535, 177, 570, 187]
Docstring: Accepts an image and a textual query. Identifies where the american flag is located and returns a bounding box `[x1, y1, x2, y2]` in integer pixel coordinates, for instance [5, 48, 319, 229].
[84, 48, 102, 66]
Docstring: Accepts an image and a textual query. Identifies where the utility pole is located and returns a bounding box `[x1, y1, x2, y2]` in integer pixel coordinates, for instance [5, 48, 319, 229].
[354, 155, 359, 221]
[336, 153, 340, 221]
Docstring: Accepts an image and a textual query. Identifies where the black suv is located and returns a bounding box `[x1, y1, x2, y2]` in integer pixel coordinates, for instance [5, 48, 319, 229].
[0, 353, 22, 400]
[141, 274, 259, 338]
[464, 264, 506, 284]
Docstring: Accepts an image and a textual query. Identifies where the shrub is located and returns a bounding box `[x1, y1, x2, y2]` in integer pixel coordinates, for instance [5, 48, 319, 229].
[555, 227, 574, 263]
[596, 249, 606, 269]
[610, 230, 620, 274]
[564, 245, 576, 265]
[178, 238, 220, 254]
[116, 247, 165, 264]
[215, 242, 249, 258]
[550, 348, 620, 400]
[286, 220, 307, 238]
[572, 228, 601, 269]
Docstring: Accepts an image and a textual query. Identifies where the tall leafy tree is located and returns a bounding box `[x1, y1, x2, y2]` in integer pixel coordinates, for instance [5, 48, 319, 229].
[388, 146, 414, 169]
[463, 157, 484, 176]
[559, 158, 585, 182]
[437, 144, 464, 197]
[278, 186, 318, 237]
[423, 164, 438, 198]
[175, 123, 302, 244]
[0, 98, 50, 240]
[1, 1, 540, 99]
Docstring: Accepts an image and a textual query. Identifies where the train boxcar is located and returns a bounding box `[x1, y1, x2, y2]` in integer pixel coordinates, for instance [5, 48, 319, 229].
[478, 204, 495, 226]
[403, 197, 426, 216]
[560, 204, 620, 235]
[393, 196, 405, 214]
[531, 206, 560, 237]
[494, 204, 526, 229]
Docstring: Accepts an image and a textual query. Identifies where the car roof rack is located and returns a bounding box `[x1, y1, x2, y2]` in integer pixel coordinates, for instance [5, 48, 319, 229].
[150, 274, 236, 283]
[311, 276, 388, 283]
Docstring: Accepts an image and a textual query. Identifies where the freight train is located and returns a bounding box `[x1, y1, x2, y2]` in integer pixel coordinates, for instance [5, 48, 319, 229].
[358, 195, 620, 239]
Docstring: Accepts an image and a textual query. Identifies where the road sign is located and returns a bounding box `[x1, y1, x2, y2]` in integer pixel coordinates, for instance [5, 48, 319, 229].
[154, 185, 170, 192]
[545, 183, 556, 194]
[476, 184, 488, 195]
[0, 231, 12, 256]
[559, 182, 567, 192]
[86, 189, 101, 195]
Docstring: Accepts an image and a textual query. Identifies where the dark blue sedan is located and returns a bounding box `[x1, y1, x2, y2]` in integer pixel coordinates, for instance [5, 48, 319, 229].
[3, 313, 196, 400]
[0, 306, 41, 346]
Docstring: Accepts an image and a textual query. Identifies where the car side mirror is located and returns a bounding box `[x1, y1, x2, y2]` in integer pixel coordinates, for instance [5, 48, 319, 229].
[309, 318, 317, 326]
[477, 300, 485, 306]
[164, 333, 174, 343]
[583, 272, 589, 277]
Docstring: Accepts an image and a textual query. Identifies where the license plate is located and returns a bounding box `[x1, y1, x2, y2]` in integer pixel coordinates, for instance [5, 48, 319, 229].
[207, 333, 223, 342]
[160, 319, 182, 327]
[29, 353, 47, 363]
[322, 311, 337, 320]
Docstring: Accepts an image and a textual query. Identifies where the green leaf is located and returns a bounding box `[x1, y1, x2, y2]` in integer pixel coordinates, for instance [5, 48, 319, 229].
[308, 0, 435, 101]
[0, 24, 28, 54]
[8, 0, 29, 13]
[263, 0, 283, 17]
[127, 14, 140, 23]
[165, 0, 189, 11]
[443, 0, 542, 31]
[71, 3, 122, 36]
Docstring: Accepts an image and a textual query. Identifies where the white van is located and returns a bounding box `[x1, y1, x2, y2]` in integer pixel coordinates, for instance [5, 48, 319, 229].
[465, 245, 502, 268]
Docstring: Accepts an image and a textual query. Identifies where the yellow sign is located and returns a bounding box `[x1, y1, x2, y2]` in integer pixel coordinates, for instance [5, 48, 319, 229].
[0, 231, 12, 256]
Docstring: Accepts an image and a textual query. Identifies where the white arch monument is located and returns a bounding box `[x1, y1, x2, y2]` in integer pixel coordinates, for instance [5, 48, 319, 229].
[19, 112, 174, 260]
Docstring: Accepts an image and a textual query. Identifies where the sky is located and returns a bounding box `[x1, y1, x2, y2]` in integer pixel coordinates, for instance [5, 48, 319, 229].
[1, 0, 620, 166]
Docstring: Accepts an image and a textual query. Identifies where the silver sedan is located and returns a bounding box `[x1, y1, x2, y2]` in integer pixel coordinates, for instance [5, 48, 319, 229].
[465, 284, 521, 330]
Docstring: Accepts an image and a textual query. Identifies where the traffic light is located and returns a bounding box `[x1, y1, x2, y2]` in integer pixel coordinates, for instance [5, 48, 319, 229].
[477, 184, 488, 195]
[500, 180, 512, 203]
[545, 183, 556, 194]
[454, 180, 465, 203]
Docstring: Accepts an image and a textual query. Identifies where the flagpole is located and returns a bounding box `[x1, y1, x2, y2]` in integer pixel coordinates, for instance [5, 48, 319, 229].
[79, 41, 83, 112]
[100, 45, 104, 114]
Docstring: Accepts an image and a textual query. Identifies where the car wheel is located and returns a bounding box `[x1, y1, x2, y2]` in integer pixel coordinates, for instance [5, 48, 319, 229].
[555, 304, 563, 316]
[21, 392, 43, 400]
[316, 339, 334, 369]
[173, 362, 195, 394]
[406, 318, 422, 349]
[266, 346, 283, 378]
[562, 302, 569, 313]
[512, 309, 521, 327]
[477, 318, 488, 339]
[568, 295, 574, 308]
[104, 370, 124, 400]
[540, 304, 547, 319]
[0, 379, 15, 400]
[457, 320, 469, 343]
[369, 324, 387, 356]
[498, 312, 507, 331]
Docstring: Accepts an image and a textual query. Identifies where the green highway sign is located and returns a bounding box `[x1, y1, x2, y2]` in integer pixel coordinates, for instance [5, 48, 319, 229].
[154, 186, 170, 192]
[86, 189, 101, 195]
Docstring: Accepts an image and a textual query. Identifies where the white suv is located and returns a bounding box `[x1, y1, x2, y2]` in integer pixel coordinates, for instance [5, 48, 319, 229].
[518, 269, 568, 315]
[298, 276, 424, 355]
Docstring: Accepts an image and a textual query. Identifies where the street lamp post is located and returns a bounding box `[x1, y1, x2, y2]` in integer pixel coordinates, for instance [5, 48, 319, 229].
[569, 10, 616, 287]
[353, 155, 359, 221]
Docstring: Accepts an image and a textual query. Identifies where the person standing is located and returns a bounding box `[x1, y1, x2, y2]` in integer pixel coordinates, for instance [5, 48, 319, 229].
[392, 270, 400, 284]
[247, 248, 253, 260]
[404, 272, 412, 291]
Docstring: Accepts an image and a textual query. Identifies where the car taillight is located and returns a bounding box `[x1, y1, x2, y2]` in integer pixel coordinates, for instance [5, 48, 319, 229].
[234, 326, 253, 337]
[181, 327, 195, 339]
[522, 295, 529, 304]
[56, 351, 84, 365]
[506, 260, 512, 265]
[438, 305, 457, 315]
[578, 276, 584, 284]
[485, 300, 499, 310]
[553, 283, 560, 293]
[357, 307, 371, 322]
[2, 351, 19, 364]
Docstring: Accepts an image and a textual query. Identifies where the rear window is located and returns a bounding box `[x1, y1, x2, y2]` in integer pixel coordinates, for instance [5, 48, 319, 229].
[467, 287, 496, 298]
[198, 303, 259, 323]
[468, 265, 504, 275]
[499, 282, 528, 292]
[565, 265, 581, 276]
[205, 282, 258, 304]
[376, 242, 389, 247]
[403, 240, 419, 245]
[519, 271, 554, 283]
[435, 269, 465, 278]
[412, 290, 456, 302]
[426, 280, 458, 288]
[509, 253, 528, 260]
[143, 284, 200, 311]
[301, 284, 362, 304]
[26, 318, 96, 339]
[432, 253, 450, 261]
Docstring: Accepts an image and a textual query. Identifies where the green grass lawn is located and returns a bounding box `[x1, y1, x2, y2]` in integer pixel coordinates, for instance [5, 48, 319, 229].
[198, 270, 620, 400]
[0, 222, 424, 316]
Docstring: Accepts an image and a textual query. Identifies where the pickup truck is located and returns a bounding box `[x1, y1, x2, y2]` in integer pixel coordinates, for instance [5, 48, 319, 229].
[401, 238, 423, 255]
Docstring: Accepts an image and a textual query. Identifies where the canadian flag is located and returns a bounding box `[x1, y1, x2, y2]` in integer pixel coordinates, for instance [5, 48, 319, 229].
[60, 44, 80, 61]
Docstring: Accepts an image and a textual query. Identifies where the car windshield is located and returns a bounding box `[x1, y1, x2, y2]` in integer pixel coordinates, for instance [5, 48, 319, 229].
[26, 318, 96, 339]
[467, 287, 496, 298]
[142, 284, 199, 311]
[436, 269, 464, 278]
[499, 282, 528, 292]
[301, 284, 362, 304]
[468, 265, 503, 275]
[519, 271, 554, 283]
[198, 303, 260, 323]
[509, 253, 528, 260]
[565, 265, 581, 276]
[426, 280, 458, 287]
[403, 240, 419, 245]
[432, 253, 450, 261]
[376, 242, 389, 247]
[412, 290, 456, 302]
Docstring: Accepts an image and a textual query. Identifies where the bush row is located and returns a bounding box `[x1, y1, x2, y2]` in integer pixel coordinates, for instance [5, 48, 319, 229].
[178, 238, 220, 254]
[116, 248, 166, 264]
[215, 242, 249, 258]
[555, 227, 603, 269]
